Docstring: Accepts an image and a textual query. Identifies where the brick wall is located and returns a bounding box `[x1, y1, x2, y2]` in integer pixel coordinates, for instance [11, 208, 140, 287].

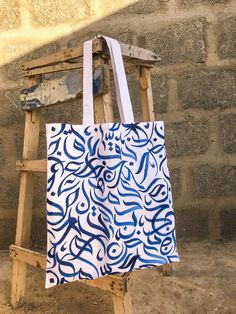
[0, 0, 235, 248]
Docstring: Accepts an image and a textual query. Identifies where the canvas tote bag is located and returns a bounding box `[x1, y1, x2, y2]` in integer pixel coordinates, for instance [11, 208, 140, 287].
[46, 35, 180, 288]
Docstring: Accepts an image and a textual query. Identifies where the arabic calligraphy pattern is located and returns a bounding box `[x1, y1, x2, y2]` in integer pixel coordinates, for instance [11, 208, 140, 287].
[46, 121, 179, 288]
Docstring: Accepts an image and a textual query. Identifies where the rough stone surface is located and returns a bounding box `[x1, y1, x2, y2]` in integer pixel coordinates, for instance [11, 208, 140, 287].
[0, 89, 23, 126]
[92, 0, 167, 17]
[219, 114, 236, 154]
[220, 208, 236, 240]
[0, 0, 20, 31]
[39, 134, 46, 160]
[31, 216, 47, 249]
[138, 19, 206, 65]
[0, 175, 18, 209]
[34, 174, 46, 208]
[67, 31, 98, 48]
[67, 30, 134, 49]
[165, 120, 209, 157]
[0, 138, 5, 170]
[0, 219, 16, 249]
[169, 168, 181, 200]
[120, 0, 168, 14]
[5, 42, 59, 81]
[41, 98, 83, 124]
[191, 165, 236, 197]
[28, 0, 89, 26]
[152, 74, 168, 114]
[15, 132, 23, 159]
[175, 208, 209, 240]
[179, 0, 230, 7]
[178, 70, 236, 110]
[218, 17, 236, 59]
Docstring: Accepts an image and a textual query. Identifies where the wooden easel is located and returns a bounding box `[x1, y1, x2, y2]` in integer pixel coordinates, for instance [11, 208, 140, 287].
[9, 37, 171, 313]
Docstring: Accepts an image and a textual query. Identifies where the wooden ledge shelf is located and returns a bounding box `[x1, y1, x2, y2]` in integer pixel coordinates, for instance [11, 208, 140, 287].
[9, 245, 140, 297]
[9, 245, 171, 298]
[16, 159, 47, 172]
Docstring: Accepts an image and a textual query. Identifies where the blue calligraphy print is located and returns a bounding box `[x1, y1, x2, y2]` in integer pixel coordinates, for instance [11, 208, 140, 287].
[46, 121, 180, 288]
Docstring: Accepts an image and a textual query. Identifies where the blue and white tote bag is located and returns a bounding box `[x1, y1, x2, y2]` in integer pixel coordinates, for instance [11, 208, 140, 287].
[46, 35, 180, 288]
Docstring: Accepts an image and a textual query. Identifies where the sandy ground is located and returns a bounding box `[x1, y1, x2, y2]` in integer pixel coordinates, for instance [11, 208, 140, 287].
[0, 241, 236, 314]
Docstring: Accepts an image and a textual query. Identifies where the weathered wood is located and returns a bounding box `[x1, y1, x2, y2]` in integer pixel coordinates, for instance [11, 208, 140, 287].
[20, 65, 110, 111]
[16, 159, 47, 172]
[11, 76, 41, 309]
[94, 58, 114, 124]
[10, 245, 127, 297]
[139, 66, 155, 122]
[114, 42, 159, 63]
[10, 245, 46, 269]
[22, 39, 103, 71]
[103, 92, 114, 123]
[85, 275, 127, 297]
[22, 60, 149, 77]
[125, 270, 141, 292]
[22, 39, 159, 73]
[22, 61, 83, 77]
[112, 292, 133, 314]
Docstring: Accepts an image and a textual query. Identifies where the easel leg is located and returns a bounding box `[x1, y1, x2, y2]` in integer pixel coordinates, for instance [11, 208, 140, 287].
[139, 66, 155, 122]
[113, 291, 133, 314]
[11, 104, 41, 307]
[162, 264, 172, 276]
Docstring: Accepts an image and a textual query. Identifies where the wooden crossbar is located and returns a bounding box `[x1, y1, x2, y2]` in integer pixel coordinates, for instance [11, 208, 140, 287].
[20, 64, 110, 111]
[22, 38, 159, 73]
[9, 245, 131, 297]
[16, 160, 46, 172]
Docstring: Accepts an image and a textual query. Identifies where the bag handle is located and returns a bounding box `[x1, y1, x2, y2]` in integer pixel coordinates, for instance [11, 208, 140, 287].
[82, 35, 134, 125]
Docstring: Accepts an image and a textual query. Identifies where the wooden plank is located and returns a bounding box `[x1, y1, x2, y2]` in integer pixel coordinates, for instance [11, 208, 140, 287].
[113, 292, 133, 314]
[103, 92, 114, 123]
[20, 65, 110, 111]
[22, 39, 103, 71]
[139, 66, 155, 122]
[22, 60, 147, 77]
[22, 61, 83, 77]
[85, 275, 126, 297]
[94, 58, 107, 124]
[116, 42, 159, 63]
[93, 57, 114, 124]
[125, 270, 141, 291]
[16, 159, 47, 172]
[9, 245, 127, 297]
[10, 245, 46, 269]
[22, 39, 159, 73]
[11, 75, 41, 309]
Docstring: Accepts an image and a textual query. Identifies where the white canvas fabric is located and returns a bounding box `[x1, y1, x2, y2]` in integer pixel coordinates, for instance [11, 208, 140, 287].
[45, 35, 180, 288]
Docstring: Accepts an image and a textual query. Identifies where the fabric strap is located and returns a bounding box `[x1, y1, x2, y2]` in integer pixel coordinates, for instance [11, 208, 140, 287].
[82, 35, 134, 125]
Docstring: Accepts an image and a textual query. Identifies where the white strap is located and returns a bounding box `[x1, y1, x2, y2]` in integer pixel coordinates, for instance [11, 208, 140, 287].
[82, 35, 134, 125]
[83, 40, 94, 125]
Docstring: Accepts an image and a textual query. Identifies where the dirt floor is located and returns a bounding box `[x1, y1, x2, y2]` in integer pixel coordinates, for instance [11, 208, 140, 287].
[0, 241, 236, 314]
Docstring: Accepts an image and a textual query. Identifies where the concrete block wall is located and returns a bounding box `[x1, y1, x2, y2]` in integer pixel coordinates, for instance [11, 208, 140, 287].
[0, 0, 235, 248]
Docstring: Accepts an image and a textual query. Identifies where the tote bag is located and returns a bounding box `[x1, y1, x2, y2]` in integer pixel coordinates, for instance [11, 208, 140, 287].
[46, 35, 180, 288]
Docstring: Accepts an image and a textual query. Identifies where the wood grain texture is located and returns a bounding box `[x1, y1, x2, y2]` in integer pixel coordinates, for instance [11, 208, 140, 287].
[140, 66, 155, 122]
[11, 75, 42, 309]
[22, 39, 159, 72]
[10, 245, 127, 297]
[20, 65, 110, 111]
